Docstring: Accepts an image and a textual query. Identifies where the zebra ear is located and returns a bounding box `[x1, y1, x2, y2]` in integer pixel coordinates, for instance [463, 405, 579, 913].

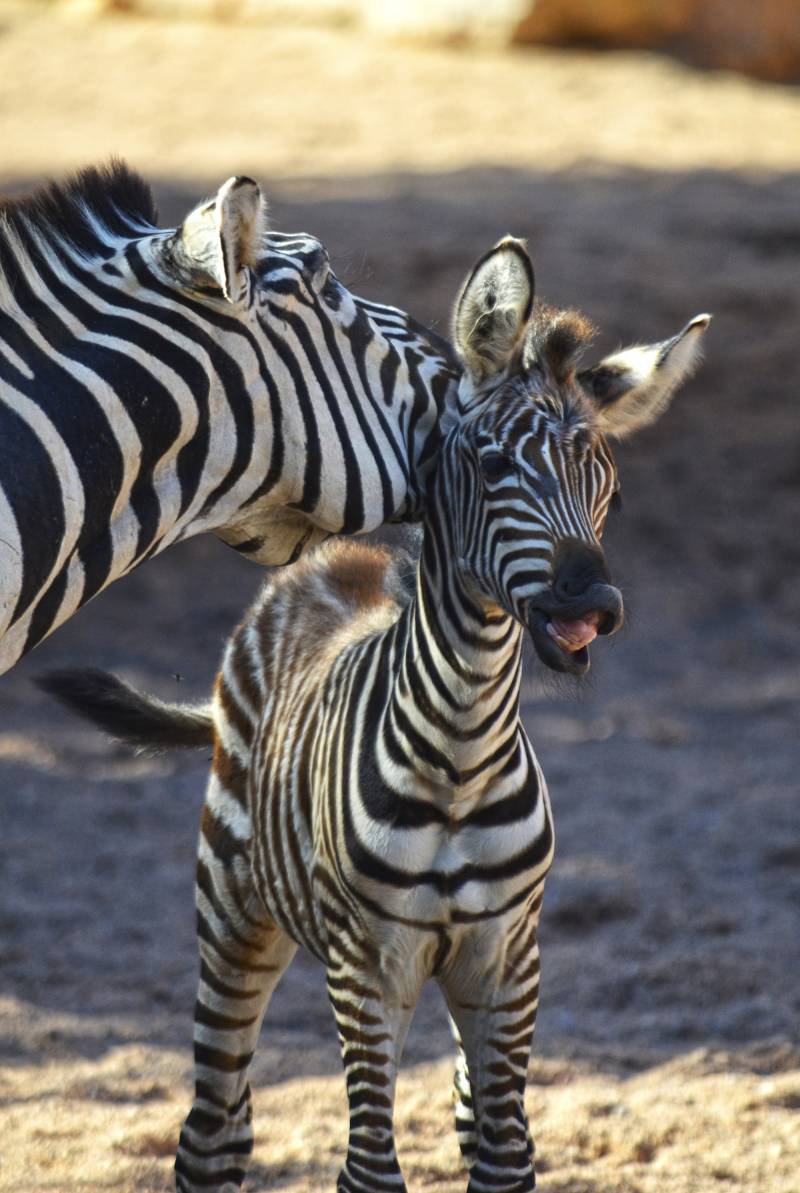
[579, 314, 711, 438]
[174, 177, 268, 303]
[453, 237, 534, 383]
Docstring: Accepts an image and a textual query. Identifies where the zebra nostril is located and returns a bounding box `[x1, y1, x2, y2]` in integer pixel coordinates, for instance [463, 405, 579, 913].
[597, 610, 617, 636]
[553, 570, 593, 601]
[557, 576, 582, 598]
[552, 540, 611, 602]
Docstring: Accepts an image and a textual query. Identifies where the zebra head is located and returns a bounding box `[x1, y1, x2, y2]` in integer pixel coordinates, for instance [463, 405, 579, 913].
[441, 237, 710, 676]
[152, 176, 458, 530]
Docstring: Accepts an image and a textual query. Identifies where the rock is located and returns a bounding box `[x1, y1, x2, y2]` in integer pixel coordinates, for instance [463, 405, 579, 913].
[688, 0, 800, 81]
[514, 0, 695, 51]
[513, 0, 800, 83]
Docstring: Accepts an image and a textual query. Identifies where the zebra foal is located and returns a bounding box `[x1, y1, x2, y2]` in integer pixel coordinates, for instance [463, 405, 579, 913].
[44, 238, 709, 1191]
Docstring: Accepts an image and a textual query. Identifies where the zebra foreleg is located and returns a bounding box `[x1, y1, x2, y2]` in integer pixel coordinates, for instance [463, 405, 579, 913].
[449, 1015, 478, 1169]
[450, 1018, 533, 1174]
[175, 844, 297, 1193]
[327, 967, 415, 1193]
[440, 932, 541, 1193]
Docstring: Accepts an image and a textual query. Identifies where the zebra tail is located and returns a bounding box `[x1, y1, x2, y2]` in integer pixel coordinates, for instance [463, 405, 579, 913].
[37, 668, 214, 753]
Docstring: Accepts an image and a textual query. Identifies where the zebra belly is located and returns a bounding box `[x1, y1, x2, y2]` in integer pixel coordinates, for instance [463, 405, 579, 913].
[248, 782, 330, 962]
[247, 766, 548, 977]
[338, 886, 546, 1010]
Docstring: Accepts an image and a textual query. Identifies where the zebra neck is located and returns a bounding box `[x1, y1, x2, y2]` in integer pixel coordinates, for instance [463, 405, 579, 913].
[384, 529, 524, 797]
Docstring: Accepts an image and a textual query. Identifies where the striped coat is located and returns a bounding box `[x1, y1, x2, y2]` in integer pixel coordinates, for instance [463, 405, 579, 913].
[0, 162, 456, 672]
[44, 237, 709, 1191]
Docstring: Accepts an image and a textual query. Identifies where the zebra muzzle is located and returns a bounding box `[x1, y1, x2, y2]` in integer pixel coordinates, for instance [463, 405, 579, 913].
[526, 584, 623, 675]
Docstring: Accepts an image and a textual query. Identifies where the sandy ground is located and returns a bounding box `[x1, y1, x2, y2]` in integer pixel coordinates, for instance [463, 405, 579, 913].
[0, 10, 799, 1193]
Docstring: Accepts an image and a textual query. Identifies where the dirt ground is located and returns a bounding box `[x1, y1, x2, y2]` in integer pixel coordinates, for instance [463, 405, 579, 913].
[0, 9, 798, 1193]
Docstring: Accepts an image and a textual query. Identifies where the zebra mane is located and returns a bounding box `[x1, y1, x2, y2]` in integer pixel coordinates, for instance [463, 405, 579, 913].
[526, 303, 596, 386]
[0, 160, 158, 258]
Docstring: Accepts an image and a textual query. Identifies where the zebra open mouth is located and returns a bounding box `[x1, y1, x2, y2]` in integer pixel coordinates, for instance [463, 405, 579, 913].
[546, 611, 602, 654]
[527, 599, 621, 676]
[529, 614, 594, 675]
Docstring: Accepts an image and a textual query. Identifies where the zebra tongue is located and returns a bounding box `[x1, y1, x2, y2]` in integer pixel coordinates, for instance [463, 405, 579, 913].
[546, 612, 601, 653]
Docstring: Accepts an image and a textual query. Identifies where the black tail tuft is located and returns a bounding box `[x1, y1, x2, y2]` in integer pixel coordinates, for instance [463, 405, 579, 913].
[37, 668, 214, 753]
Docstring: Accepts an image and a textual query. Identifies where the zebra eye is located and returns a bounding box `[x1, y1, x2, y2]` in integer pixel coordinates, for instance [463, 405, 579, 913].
[320, 270, 341, 307]
[481, 452, 509, 483]
[304, 247, 332, 295]
[610, 488, 623, 513]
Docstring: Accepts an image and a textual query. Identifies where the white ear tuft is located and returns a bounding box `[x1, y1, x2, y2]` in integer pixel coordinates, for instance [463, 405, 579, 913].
[452, 237, 534, 383]
[579, 313, 711, 438]
[176, 176, 268, 303]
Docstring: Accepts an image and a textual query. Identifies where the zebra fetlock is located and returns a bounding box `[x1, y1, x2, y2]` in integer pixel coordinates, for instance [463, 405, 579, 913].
[175, 1085, 254, 1193]
[44, 238, 708, 1191]
[452, 1035, 478, 1168]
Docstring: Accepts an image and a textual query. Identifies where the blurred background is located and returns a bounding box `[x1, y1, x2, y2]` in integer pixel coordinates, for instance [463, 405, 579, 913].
[0, 3, 798, 1190]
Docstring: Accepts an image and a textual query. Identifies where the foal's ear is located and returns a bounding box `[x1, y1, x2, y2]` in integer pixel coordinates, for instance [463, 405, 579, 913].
[453, 238, 534, 383]
[579, 314, 711, 438]
[172, 176, 268, 303]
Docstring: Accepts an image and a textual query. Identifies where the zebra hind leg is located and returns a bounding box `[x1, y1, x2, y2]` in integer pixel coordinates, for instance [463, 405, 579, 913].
[175, 826, 297, 1193]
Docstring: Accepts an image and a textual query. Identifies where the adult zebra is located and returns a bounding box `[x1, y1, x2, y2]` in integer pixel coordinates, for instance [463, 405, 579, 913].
[0, 161, 456, 674]
[44, 239, 709, 1191]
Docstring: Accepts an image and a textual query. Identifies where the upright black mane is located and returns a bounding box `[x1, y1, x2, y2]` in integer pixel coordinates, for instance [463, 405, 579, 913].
[527, 302, 596, 386]
[0, 160, 158, 257]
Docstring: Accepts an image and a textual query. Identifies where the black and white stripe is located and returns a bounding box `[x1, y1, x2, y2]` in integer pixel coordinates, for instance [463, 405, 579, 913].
[42, 238, 709, 1191]
[0, 161, 457, 673]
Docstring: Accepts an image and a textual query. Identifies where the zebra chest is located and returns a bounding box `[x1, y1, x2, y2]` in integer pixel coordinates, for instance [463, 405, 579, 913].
[339, 802, 551, 926]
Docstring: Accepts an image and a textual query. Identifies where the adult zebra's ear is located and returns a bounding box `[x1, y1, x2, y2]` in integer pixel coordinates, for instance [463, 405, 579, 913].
[579, 314, 711, 438]
[452, 237, 534, 385]
[171, 176, 269, 303]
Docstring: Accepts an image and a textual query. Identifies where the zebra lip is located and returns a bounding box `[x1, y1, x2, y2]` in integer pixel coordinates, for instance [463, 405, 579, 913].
[527, 609, 592, 676]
